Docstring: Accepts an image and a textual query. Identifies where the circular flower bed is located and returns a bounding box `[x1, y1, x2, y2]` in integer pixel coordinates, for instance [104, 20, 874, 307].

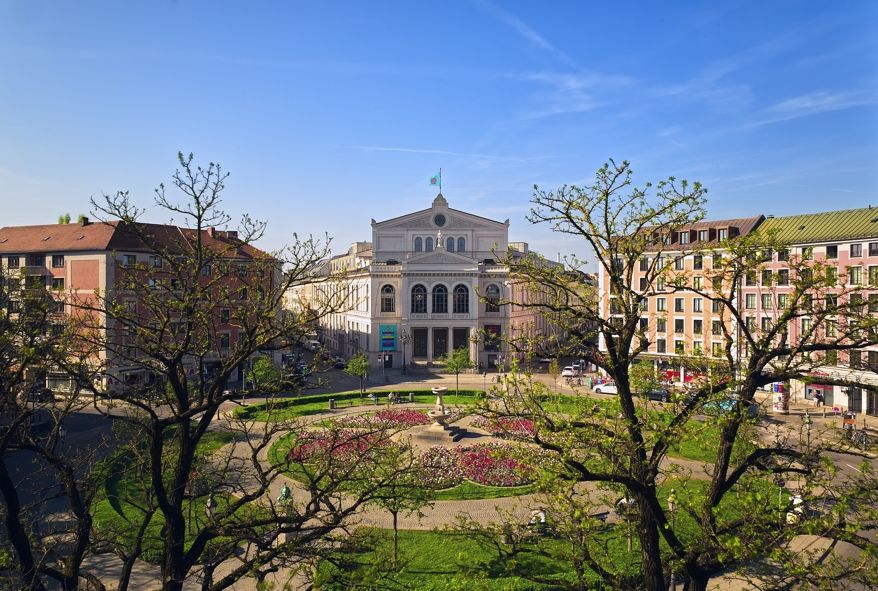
[289, 434, 540, 489]
[470, 416, 535, 440]
[456, 442, 534, 487]
[335, 409, 431, 430]
[287, 429, 383, 462]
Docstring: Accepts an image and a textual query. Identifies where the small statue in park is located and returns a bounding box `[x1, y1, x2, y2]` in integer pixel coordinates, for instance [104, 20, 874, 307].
[277, 483, 291, 503]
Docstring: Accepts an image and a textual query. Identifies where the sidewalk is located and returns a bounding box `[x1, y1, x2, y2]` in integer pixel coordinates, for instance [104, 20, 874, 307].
[755, 391, 877, 458]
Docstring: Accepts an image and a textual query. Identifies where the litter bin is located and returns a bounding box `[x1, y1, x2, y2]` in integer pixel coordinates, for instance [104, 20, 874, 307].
[408, 392, 414, 402]
[328, 398, 336, 410]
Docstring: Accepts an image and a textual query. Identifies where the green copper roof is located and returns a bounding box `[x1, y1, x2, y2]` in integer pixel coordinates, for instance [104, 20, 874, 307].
[755, 207, 878, 244]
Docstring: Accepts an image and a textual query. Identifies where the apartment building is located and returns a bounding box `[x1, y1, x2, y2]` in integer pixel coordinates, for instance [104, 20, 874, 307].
[0, 218, 278, 391]
[742, 208, 878, 414]
[599, 206, 878, 414]
[600, 216, 764, 382]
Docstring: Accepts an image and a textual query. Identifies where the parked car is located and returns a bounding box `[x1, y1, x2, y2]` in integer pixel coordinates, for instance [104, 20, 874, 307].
[702, 396, 760, 419]
[18, 386, 54, 405]
[28, 409, 54, 436]
[561, 366, 580, 378]
[333, 358, 347, 369]
[593, 382, 618, 395]
[304, 339, 321, 352]
[644, 388, 671, 402]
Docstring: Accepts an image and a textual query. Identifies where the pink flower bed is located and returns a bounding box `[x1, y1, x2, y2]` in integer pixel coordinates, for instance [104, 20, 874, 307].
[416, 446, 463, 489]
[456, 443, 534, 487]
[335, 409, 431, 430]
[287, 429, 383, 462]
[471, 416, 536, 440]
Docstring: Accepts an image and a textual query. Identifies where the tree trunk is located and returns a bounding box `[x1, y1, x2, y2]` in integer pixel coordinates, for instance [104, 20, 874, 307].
[392, 510, 399, 570]
[636, 496, 666, 591]
[0, 459, 47, 591]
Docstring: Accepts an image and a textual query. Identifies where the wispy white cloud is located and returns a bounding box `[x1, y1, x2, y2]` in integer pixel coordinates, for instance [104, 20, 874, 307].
[472, 0, 579, 70]
[502, 70, 635, 119]
[744, 90, 875, 128]
[342, 144, 556, 166]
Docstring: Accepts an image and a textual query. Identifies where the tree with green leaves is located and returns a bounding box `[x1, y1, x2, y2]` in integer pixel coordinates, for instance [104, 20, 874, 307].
[491, 159, 878, 591]
[344, 352, 370, 397]
[247, 356, 280, 392]
[364, 443, 432, 570]
[440, 346, 474, 396]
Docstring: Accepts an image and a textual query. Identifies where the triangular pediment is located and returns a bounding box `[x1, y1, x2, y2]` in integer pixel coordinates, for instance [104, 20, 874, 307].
[405, 249, 477, 265]
[374, 205, 506, 231]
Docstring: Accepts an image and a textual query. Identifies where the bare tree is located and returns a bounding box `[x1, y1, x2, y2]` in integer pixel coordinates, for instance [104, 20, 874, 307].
[52, 152, 388, 591]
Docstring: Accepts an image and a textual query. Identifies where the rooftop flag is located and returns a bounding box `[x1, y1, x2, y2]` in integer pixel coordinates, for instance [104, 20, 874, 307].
[430, 170, 441, 189]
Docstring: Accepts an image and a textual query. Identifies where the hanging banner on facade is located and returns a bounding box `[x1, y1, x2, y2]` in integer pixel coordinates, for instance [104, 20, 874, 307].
[379, 324, 397, 351]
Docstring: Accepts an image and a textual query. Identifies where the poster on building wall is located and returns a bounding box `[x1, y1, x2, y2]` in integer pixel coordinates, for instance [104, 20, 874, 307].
[379, 324, 397, 351]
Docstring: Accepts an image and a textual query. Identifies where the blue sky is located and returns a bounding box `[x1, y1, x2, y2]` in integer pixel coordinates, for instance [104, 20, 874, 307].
[1, 1, 876, 265]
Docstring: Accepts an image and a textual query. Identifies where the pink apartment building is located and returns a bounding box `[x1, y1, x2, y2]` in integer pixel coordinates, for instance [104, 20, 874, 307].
[599, 207, 878, 415]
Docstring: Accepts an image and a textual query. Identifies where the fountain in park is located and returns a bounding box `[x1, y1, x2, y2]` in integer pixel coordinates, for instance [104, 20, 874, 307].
[427, 386, 452, 427]
[400, 386, 480, 449]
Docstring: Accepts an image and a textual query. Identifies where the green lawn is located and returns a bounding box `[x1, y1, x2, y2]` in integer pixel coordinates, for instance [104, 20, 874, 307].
[93, 429, 241, 564]
[236, 389, 485, 422]
[317, 476, 788, 590]
[317, 527, 638, 590]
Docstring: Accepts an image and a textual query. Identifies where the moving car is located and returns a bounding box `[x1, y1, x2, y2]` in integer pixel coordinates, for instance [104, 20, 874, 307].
[561, 366, 580, 378]
[593, 382, 618, 395]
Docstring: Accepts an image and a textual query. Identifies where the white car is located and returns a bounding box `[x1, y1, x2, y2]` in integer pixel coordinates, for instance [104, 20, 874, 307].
[561, 366, 579, 378]
[593, 383, 618, 395]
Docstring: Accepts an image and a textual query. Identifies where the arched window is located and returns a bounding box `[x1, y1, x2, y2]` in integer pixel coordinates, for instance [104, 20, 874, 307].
[425, 237, 434, 252]
[411, 284, 427, 313]
[380, 284, 395, 313]
[485, 284, 501, 312]
[457, 237, 465, 252]
[414, 237, 423, 252]
[453, 284, 469, 313]
[446, 237, 455, 251]
[432, 285, 448, 313]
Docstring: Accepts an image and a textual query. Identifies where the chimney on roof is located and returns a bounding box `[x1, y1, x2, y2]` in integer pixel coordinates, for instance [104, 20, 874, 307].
[79, 216, 90, 226]
[208, 227, 215, 238]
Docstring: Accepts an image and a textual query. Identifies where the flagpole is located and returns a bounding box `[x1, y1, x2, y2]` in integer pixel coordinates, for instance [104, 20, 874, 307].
[439, 167, 442, 193]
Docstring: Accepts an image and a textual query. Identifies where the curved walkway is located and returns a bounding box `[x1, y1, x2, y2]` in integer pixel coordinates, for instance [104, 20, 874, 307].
[218, 397, 714, 531]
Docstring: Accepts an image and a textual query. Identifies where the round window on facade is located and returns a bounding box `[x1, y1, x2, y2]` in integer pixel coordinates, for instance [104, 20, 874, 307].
[434, 214, 446, 227]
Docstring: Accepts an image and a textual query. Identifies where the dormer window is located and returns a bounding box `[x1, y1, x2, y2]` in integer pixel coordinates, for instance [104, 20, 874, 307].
[698, 230, 708, 242]
[679, 231, 690, 244]
[717, 228, 728, 241]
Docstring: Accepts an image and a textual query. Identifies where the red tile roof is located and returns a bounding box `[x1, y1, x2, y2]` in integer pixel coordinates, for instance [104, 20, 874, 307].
[0, 221, 273, 260]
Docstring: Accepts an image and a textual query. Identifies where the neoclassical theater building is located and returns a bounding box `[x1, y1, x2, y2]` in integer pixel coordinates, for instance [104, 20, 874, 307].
[286, 193, 559, 370]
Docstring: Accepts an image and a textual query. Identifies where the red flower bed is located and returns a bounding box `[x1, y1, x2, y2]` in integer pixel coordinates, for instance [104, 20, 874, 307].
[471, 416, 535, 440]
[456, 443, 533, 487]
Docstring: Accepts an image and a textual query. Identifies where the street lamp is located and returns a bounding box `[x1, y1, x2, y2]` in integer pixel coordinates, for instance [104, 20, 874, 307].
[667, 489, 677, 590]
[775, 425, 785, 525]
[470, 332, 481, 372]
[399, 330, 410, 374]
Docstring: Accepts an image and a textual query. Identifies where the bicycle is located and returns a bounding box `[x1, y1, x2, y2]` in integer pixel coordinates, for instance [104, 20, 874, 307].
[851, 430, 869, 447]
